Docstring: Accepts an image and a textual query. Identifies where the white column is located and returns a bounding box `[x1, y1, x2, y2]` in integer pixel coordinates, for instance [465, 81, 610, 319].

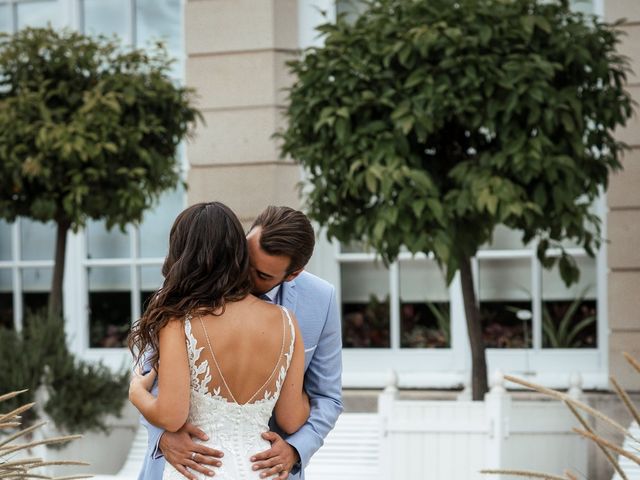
[63, 230, 87, 354]
[484, 370, 511, 473]
[378, 369, 398, 479]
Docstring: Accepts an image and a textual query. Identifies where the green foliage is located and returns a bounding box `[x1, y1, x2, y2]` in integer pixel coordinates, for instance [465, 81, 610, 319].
[542, 288, 596, 348]
[280, 0, 633, 285]
[0, 27, 200, 231]
[425, 301, 451, 346]
[0, 310, 129, 434]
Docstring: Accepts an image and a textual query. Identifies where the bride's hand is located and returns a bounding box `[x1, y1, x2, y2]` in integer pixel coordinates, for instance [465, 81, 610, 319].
[130, 366, 157, 393]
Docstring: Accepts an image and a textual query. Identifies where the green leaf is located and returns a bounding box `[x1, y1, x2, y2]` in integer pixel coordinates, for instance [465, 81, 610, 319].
[365, 170, 378, 193]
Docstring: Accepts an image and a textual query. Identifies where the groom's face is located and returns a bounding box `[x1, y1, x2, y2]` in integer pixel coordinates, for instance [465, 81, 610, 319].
[246, 226, 295, 295]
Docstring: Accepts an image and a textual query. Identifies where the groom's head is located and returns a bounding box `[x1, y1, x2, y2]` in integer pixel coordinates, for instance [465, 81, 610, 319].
[246, 206, 315, 295]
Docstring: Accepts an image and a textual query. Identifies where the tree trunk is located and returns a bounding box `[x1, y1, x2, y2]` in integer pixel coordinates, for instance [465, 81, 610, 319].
[48, 219, 70, 318]
[459, 255, 489, 400]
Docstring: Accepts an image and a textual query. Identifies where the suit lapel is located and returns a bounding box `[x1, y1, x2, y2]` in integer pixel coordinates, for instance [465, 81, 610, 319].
[280, 277, 298, 314]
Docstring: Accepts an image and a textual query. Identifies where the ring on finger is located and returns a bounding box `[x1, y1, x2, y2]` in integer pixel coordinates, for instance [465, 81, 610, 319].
[191, 452, 196, 461]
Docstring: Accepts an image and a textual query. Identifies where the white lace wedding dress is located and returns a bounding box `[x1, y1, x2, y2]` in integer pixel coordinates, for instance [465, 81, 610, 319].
[163, 306, 295, 480]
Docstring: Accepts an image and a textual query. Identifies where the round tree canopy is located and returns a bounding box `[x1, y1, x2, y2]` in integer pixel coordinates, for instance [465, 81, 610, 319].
[0, 27, 200, 232]
[280, 0, 633, 284]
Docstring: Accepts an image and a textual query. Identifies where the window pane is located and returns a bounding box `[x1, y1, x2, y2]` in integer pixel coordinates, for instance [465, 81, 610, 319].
[0, 4, 12, 33]
[22, 267, 51, 315]
[0, 269, 12, 329]
[399, 260, 450, 348]
[88, 266, 131, 348]
[478, 258, 533, 348]
[139, 188, 183, 258]
[570, 0, 594, 15]
[17, 1, 63, 29]
[542, 256, 597, 348]
[336, 0, 366, 22]
[136, 0, 182, 78]
[20, 219, 55, 261]
[341, 262, 390, 348]
[0, 220, 12, 260]
[140, 264, 162, 313]
[482, 225, 531, 250]
[87, 220, 130, 259]
[82, 0, 130, 41]
[340, 241, 369, 253]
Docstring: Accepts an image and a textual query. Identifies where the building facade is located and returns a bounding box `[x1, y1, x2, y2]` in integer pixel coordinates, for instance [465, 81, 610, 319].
[0, 0, 638, 394]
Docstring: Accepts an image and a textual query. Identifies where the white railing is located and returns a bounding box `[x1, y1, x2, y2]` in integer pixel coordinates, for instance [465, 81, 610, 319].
[379, 370, 588, 480]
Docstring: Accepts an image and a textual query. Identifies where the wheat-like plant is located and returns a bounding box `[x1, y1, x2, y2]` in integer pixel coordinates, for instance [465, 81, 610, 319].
[482, 352, 640, 479]
[0, 390, 91, 480]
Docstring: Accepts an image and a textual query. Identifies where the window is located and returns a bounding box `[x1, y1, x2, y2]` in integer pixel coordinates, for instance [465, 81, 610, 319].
[0, 1, 186, 367]
[329, 203, 605, 388]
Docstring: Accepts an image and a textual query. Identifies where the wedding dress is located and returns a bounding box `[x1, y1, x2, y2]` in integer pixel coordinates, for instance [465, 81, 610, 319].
[163, 306, 295, 480]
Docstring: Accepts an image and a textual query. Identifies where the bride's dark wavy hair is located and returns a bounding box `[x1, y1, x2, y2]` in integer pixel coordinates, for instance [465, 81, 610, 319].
[128, 201, 251, 369]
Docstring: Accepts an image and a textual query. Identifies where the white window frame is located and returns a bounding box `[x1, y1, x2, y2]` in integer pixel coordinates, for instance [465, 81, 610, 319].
[0, 0, 188, 370]
[317, 193, 608, 390]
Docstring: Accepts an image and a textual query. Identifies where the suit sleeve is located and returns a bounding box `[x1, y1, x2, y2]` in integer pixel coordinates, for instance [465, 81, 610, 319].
[138, 350, 166, 460]
[285, 287, 343, 472]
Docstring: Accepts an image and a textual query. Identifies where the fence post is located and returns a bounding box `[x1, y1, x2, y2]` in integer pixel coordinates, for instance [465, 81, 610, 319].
[484, 369, 511, 476]
[33, 366, 52, 476]
[568, 372, 583, 400]
[378, 369, 398, 480]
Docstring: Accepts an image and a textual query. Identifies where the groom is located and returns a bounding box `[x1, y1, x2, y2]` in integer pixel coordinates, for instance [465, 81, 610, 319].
[136, 206, 343, 480]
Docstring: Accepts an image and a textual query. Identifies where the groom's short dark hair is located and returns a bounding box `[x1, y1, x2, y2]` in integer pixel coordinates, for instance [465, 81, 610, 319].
[250, 206, 315, 274]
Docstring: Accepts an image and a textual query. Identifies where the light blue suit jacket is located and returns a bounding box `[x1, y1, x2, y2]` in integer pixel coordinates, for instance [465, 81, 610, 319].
[137, 271, 343, 480]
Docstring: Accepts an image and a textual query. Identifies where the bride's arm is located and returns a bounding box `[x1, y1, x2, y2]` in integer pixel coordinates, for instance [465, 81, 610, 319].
[274, 313, 310, 434]
[129, 319, 191, 432]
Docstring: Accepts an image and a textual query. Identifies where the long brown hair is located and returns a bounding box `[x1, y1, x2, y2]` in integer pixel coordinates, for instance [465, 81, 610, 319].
[128, 201, 251, 369]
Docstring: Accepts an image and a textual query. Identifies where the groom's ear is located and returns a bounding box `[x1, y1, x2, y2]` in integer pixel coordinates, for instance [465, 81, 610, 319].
[284, 268, 303, 282]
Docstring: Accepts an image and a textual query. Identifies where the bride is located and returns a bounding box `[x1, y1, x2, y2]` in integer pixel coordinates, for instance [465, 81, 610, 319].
[128, 202, 309, 480]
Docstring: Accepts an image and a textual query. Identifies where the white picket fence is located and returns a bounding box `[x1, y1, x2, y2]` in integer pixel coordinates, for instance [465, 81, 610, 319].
[378, 371, 588, 480]
[24, 372, 589, 480]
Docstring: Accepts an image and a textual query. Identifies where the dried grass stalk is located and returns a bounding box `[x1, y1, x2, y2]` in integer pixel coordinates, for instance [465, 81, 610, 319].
[0, 403, 36, 424]
[51, 476, 94, 480]
[0, 459, 43, 469]
[623, 352, 640, 376]
[0, 390, 28, 403]
[0, 474, 51, 480]
[29, 463, 90, 469]
[1, 390, 91, 480]
[610, 376, 640, 428]
[0, 422, 22, 429]
[0, 421, 48, 448]
[563, 401, 628, 480]
[0, 435, 83, 456]
[573, 428, 640, 466]
[480, 468, 567, 480]
[504, 375, 633, 440]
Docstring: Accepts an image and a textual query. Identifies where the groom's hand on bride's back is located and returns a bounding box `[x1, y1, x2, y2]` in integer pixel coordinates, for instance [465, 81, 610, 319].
[159, 422, 224, 479]
[250, 431, 299, 480]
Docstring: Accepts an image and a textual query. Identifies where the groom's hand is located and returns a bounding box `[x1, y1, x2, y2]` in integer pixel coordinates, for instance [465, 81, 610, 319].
[159, 422, 224, 480]
[250, 432, 299, 479]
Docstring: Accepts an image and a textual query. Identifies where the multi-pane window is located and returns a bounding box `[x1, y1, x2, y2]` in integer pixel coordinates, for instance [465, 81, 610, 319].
[0, 1, 186, 357]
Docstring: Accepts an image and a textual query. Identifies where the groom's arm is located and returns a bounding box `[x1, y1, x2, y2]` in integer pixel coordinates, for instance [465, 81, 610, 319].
[137, 351, 167, 460]
[285, 288, 344, 473]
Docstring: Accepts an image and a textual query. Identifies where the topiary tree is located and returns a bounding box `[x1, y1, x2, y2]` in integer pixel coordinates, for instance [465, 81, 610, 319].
[0, 27, 201, 317]
[280, 0, 633, 399]
[0, 310, 129, 433]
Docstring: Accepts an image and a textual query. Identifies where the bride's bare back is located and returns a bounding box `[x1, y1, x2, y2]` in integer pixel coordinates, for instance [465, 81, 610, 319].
[190, 296, 297, 405]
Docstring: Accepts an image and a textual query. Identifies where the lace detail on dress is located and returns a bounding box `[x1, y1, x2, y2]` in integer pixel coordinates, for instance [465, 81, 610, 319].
[166, 307, 296, 480]
[184, 314, 214, 396]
